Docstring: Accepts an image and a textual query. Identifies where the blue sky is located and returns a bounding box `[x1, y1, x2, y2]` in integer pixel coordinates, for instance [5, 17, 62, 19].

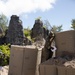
[0, 0, 75, 31]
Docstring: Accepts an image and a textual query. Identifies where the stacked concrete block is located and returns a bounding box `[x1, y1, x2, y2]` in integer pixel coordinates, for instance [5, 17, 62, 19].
[8, 45, 42, 75]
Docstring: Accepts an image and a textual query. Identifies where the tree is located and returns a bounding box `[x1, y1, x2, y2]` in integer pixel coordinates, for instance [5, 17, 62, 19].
[0, 14, 8, 32]
[52, 25, 63, 33]
[43, 20, 63, 32]
[43, 20, 52, 30]
[57, 25, 63, 32]
[71, 19, 75, 30]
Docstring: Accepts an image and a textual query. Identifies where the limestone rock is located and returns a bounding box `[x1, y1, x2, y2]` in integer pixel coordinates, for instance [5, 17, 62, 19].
[31, 19, 44, 40]
[31, 19, 49, 42]
[6, 15, 24, 45]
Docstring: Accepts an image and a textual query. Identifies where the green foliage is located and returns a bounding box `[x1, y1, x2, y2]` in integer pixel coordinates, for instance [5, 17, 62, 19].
[43, 20, 52, 30]
[71, 19, 75, 30]
[24, 28, 32, 41]
[24, 29, 30, 37]
[35, 17, 41, 20]
[0, 44, 10, 66]
[56, 25, 63, 32]
[24, 28, 31, 36]
[52, 25, 63, 33]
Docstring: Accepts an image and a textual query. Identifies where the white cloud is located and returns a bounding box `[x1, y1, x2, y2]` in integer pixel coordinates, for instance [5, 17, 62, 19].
[0, 0, 56, 16]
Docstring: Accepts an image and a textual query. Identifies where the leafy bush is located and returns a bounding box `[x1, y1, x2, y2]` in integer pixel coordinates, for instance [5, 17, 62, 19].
[24, 28, 32, 41]
[0, 44, 10, 66]
[24, 29, 31, 37]
[24, 30, 29, 37]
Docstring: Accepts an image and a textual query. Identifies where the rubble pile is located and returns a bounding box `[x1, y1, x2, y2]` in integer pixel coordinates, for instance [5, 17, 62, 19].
[64, 59, 75, 68]
[45, 56, 75, 67]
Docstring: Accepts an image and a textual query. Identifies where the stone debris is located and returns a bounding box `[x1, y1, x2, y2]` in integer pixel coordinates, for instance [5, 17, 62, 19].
[64, 59, 75, 68]
[33, 38, 45, 49]
[47, 57, 67, 65]
[24, 37, 32, 45]
[46, 56, 75, 69]
[0, 66, 9, 75]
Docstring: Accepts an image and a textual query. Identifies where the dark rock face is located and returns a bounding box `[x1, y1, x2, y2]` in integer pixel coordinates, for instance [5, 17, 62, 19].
[31, 19, 44, 40]
[43, 27, 49, 39]
[31, 19, 49, 41]
[0, 36, 6, 45]
[24, 37, 32, 45]
[6, 15, 24, 45]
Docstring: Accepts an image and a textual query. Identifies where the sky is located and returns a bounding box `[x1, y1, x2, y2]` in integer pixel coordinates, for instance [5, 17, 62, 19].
[0, 0, 75, 31]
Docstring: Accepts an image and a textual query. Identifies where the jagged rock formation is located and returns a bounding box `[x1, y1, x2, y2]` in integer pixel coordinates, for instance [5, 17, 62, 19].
[31, 19, 44, 40]
[31, 19, 49, 41]
[6, 15, 24, 45]
[43, 27, 49, 39]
